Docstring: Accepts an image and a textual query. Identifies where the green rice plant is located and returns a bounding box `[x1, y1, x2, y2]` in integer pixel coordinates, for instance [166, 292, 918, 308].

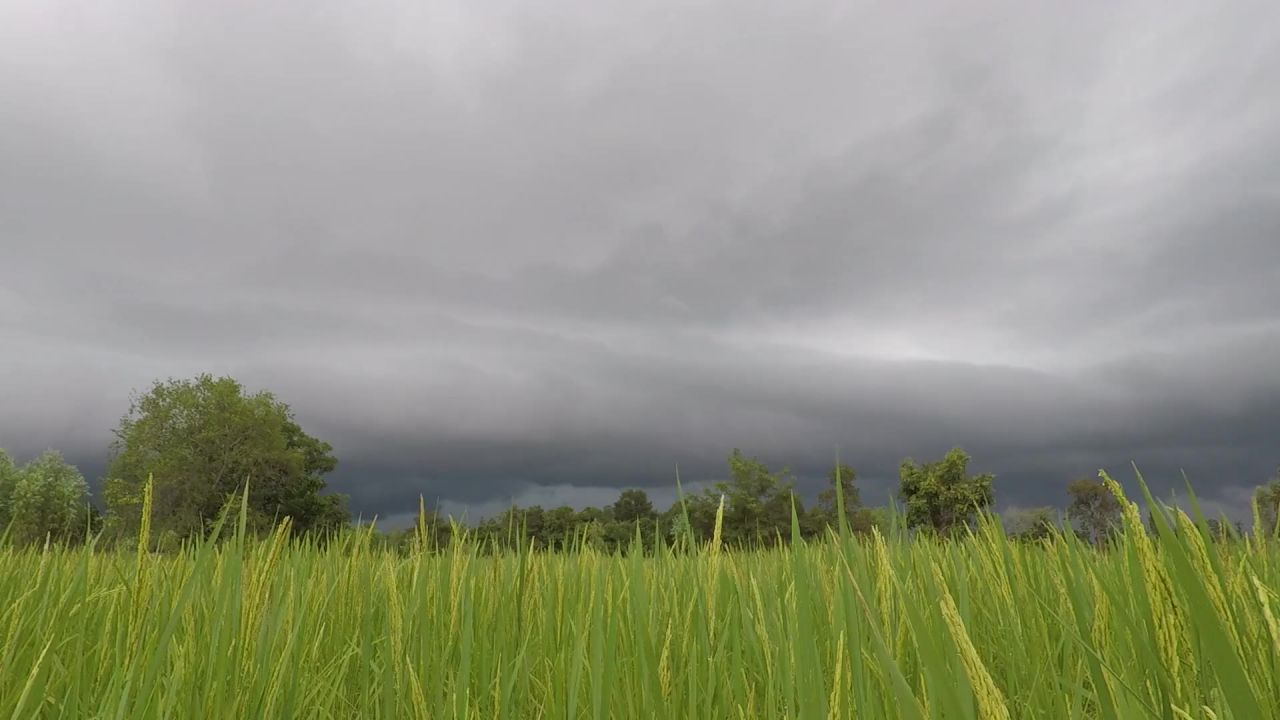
[0, 472, 1277, 718]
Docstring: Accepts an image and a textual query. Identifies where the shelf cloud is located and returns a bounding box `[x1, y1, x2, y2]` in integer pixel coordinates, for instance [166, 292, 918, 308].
[3, 0, 1278, 521]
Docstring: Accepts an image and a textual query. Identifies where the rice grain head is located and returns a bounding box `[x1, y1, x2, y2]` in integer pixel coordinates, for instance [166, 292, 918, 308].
[933, 563, 1011, 720]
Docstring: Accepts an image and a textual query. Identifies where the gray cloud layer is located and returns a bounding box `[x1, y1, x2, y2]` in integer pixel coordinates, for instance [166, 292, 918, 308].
[3, 1, 1278, 522]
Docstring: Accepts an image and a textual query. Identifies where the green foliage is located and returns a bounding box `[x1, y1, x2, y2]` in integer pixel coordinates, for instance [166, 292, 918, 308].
[665, 510, 692, 547]
[0, 449, 16, 529]
[609, 488, 655, 524]
[821, 462, 861, 507]
[105, 374, 349, 541]
[1003, 506, 1058, 542]
[445, 457, 902, 555]
[2, 450, 91, 545]
[471, 495, 665, 555]
[898, 447, 995, 536]
[2, 475, 1279, 718]
[712, 449, 801, 547]
[1255, 475, 1280, 539]
[813, 462, 880, 535]
[1066, 476, 1123, 545]
[667, 491, 719, 543]
[859, 505, 890, 532]
[543, 505, 578, 548]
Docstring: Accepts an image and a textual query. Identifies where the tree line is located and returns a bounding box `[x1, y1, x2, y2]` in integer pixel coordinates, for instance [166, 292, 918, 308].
[392, 450, 1278, 554]
[2, 373, 1279, 551]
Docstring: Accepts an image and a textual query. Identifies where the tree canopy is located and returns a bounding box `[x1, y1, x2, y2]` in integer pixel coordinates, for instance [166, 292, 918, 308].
[0, 450, 16, 530]
[1005, 506, 1058, 542]
[713, 449, 799, 547]
[0, 450, 92, 545]
[610, 489, 656, 525]
[898, 447, 995, 536]
[1255, 474, 1280, 539]
[104, 374, 349, 542]
[813, 462, 878, 535]
[1066, 477, 1122, 545]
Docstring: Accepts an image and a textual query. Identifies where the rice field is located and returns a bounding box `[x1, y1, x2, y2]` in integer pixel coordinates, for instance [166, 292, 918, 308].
[2, 473, 1278, 719]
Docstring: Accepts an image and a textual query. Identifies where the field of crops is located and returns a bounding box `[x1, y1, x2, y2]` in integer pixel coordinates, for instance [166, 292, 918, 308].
[2, 474, 1278, 719]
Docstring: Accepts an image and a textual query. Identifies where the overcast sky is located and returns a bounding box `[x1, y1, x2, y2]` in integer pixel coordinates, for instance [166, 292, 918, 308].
[2, 0, 1278, 524]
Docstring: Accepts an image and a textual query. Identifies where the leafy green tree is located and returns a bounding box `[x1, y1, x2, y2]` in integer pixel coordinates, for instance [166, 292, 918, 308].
[715, 449, 799, 547]
[602, 489, 659, 553]
[665, 511, 693, 548]
[664, 492, 719, 546]
[578, 515, 606, 552]
[898, 447, 994, 536]
[544, 505, 578, 549]
[600, 520, 635, 553]
[521, 506, 547, 547]
[610, 489, 656, 525]
[575, 505, 605, 523]
[1254, 475, 1280, 538]
[822, 462, 860, 504]
[104, 374, 349, 541]
[1004, 506, 1058, 542]
[763, 486, 807, 543]
[482, 505, 547, 549]
[1066, 477, 1122, 545]
[0, 449, 17, 530]
[6, 451, 91, 545]
[861, 506, 890, 533]
[814, 462, 877, 534]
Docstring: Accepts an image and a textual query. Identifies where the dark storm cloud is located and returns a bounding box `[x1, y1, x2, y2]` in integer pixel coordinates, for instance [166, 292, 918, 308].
[2, 0, 1279, 523]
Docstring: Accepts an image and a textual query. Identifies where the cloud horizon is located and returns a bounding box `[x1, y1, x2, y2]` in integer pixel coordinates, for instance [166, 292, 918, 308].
[3, 0, 1278, 524]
